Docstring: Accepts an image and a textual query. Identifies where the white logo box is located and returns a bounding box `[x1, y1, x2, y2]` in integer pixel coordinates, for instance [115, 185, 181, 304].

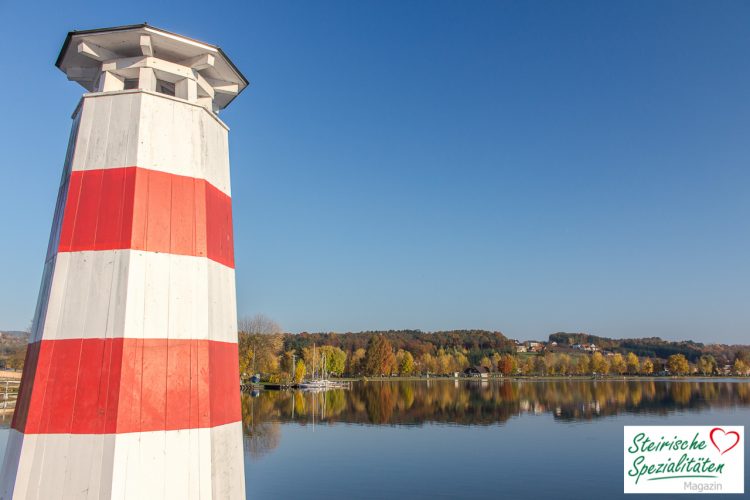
[624, 426, 744, 494]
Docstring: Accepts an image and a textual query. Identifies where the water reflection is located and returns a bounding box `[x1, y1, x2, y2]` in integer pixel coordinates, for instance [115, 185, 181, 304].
[242, 379, 750, 457]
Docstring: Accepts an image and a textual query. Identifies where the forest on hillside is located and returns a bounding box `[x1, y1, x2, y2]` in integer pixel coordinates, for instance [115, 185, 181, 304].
[548, 332, 747, 365]
[238, 317, 750, 382]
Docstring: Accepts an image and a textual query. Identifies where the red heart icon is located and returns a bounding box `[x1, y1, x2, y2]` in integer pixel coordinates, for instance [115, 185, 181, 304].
[710, 427, 740, 455]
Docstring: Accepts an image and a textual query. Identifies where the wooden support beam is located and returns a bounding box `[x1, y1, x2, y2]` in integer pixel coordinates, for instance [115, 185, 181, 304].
[101, 56, 193, 81]
[140, 35, 153, 57]
[65, 67, 100, 82]
[139, 67, 157, 91]
[97, 71, 125, 92]
[77, 41, 118, 62]
[193, 70, 215, 99]
[205, 78, 239, 95]
[196, 97, 214, 111]
[100, 56, 143, 72]
[176, 78, 198, 101]
[180, 53, 215, 70]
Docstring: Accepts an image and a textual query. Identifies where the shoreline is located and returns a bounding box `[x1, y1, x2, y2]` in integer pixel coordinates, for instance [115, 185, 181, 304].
[254, 375, 749, 387]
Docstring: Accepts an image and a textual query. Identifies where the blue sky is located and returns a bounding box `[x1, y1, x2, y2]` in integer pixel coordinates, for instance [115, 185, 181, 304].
[0, 1, 748, 343]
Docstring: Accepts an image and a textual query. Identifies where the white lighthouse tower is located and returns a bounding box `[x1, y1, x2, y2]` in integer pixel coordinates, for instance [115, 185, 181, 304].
[0, 25, 248, 499]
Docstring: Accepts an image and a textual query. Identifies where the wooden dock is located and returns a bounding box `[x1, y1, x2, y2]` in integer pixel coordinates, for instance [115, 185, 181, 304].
[0, 378, 20, 413]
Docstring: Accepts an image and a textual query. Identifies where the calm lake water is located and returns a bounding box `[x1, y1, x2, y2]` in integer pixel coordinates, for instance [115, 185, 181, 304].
[1, 379, 749, 499]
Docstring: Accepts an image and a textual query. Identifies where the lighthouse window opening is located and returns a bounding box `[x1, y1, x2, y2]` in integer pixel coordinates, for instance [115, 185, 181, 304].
[156, 80, 176, 96]
[124, 78, 139, 90]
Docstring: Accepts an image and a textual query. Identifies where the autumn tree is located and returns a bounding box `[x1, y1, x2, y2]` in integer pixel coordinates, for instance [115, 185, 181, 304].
[396, 350, 415, 375]
[490, 352, 502, 372]
[479, 356, 492, 371]
[697, 355, 716, 376]
[626, 353, 640, 375]
[533, 356, 547, 375]
[591, 352, 609, 375]
[520, 356, 535, 375]
[280, 350, 297, 380]
[548, 354, 561, 375]
[641, 358, 654, 375]
[349, 348, 366, 375]
[733, 358, 749, 376]
[667, 354, 690, 375]
[556, 354, 572, 376]
[610, 353, 627, 375]
[499, 354, 517, 376]
[576, 355, 591, 375]
[735, 350, 750, 365]
[294, 359, 306, 383]
[435, 350, 451, 374]
[419, 353, 437, 374]
[453, 352, 470, 372]
[364, 335, 396, 376]
[238, 314, 284, 376]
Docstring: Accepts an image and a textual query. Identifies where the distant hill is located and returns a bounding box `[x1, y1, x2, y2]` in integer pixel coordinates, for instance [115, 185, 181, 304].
[285, 329, 514, 359]
[549, 332, 749, 364]
[0, 330, 29, 339]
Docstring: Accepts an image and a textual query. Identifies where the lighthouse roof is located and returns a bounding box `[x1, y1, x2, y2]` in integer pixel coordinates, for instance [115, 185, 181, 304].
[56, 24, 248, 110]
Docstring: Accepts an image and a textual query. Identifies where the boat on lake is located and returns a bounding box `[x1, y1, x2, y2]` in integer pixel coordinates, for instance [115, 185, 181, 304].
[298, 344, 349, 390]
[298, 379, 348, 390]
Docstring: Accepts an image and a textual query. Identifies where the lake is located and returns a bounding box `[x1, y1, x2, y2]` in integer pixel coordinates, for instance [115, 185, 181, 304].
[2, 379, 749, 499]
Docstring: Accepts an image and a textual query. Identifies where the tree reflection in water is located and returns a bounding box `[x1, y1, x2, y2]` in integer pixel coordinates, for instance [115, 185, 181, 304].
[242, 379, 750, 457]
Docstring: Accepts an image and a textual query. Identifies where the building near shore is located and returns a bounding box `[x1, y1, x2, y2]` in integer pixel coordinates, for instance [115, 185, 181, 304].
[464, 366, 490, 378]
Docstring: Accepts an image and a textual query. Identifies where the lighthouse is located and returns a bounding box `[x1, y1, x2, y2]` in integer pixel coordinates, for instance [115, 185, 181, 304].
[0, 25, 248, 499]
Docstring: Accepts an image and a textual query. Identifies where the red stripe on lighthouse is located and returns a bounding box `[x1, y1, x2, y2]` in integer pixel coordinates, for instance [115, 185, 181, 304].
[12, 338, 241, 435]
[58, 167, 234, 268]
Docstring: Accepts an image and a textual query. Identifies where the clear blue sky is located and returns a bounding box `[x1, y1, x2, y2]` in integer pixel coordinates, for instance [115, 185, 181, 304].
[1, 1, 748, 343]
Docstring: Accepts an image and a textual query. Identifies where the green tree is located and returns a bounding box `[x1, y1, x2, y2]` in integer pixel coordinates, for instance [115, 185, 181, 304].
[397, 350, 415, 375]
[319, 345, 347, 376]
[667, 354, 690, 375]
[626, 352, 640, 375]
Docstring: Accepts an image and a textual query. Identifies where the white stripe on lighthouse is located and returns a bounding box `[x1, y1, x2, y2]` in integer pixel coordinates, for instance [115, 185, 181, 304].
[38, 250, 238, 343]
[70, 91, 232, 196]
[2, 422, 245, 500]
